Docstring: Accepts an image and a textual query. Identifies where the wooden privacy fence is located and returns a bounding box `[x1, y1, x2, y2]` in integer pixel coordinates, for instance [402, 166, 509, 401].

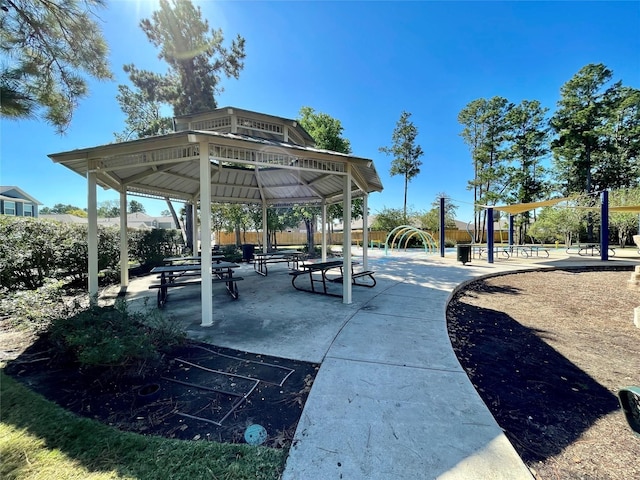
[216, 229, 507, 247]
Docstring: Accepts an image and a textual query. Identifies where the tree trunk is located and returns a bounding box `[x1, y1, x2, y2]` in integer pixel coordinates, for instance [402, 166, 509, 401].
[185, 206, 194, 253]
[403, 174, 408, 223]
[305, 218, 315, 252]
[164, 198, 184, 241]
[235, 225, 241, 247]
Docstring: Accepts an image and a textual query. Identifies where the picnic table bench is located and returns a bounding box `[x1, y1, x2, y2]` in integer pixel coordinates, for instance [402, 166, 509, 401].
[253, 250, 305, 276]
[149, 261, 242, 308]
[289, 259, 376, 297]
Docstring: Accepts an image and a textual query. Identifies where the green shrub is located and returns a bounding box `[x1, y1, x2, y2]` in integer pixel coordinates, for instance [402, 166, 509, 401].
[0, 216, 189, 290]
[0, 217, 123, 290]
[221, 245, 242, 262]
[129, 229, 183, 269]
[0, 217, 61, 289]
[49, 300, 185, 368]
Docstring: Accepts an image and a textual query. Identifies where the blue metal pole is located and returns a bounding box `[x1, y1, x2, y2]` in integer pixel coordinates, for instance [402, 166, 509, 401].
[601, 190, 609, 261]
[440, 197, 446, 257]
[508, 214, 514, 246]
[487, 208, 494, 264]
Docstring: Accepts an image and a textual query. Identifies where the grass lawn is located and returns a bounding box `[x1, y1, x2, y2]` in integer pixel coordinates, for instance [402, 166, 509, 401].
[1, 370, 286, 480]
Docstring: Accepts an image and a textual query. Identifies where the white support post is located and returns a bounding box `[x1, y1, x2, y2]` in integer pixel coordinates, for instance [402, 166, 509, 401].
[87, 169, 99, 303]
[262, 202, 268, 253]
[199, 143, 213, 326]
[321, 201, 328, 262]
[119, 191, 129, 289]
[343, 166, 353, 304]
[362, 194, 369, 271]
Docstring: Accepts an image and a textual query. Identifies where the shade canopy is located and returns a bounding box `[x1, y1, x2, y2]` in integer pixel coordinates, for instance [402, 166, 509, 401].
[48, 108, 383, 206]
[491, 197, 572, 215]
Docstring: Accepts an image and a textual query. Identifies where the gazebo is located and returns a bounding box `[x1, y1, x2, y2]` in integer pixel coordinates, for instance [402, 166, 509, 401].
[49, 107, 384, 326]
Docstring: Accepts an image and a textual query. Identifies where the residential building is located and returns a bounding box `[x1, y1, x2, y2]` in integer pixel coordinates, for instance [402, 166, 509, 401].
[0, 186, 41, 217]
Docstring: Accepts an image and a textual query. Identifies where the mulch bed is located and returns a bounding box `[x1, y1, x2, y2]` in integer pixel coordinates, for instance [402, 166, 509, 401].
[4, 337, 318, 448]
[447, 267, 640, 480]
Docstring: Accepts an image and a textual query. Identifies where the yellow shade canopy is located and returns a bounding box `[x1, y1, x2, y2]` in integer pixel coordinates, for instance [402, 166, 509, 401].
[490, 197, 572, 214]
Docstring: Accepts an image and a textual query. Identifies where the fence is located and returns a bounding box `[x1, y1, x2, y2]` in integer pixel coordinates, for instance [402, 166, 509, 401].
[216, 229, 507, 247]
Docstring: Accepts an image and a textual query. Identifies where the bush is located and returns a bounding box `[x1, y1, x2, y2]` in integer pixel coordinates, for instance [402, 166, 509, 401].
[129, 229, 184, 269]
[0, 216, 186, 290]
[221, 245, 242, 262]
[0, 217, 61, 289]
[48, 300, 185, 368]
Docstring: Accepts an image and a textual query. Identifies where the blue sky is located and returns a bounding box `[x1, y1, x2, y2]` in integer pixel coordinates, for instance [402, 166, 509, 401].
[1, 0, 639, 222]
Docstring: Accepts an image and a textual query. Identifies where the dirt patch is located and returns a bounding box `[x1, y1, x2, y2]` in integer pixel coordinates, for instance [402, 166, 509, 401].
[447, 267, 640, 480]
[3, 335, 318, 448]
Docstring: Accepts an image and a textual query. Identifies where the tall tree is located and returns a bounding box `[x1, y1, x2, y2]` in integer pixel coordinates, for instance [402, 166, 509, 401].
[379, 111, 424, 223]
[550, 64, 635, 241]
[0, 0, 112, 132]
[458, 97, 512, 242]
[503, 100, 550, 243]
[597, 86, 640, 190]
[550, 63, 621, 196]
[123, 0, 245, 117]
[123, 0, 246, 251]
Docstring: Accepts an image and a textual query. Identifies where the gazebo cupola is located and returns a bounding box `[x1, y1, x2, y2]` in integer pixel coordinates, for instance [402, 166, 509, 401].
[173, 107, 316, 147]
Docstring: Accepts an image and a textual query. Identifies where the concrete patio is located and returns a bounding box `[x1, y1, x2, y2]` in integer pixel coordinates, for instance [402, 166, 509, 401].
[112, 246, 638, 479]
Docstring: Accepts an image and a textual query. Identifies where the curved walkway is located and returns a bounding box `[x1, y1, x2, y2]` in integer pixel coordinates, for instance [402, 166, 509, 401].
[282, 252, 536, 479]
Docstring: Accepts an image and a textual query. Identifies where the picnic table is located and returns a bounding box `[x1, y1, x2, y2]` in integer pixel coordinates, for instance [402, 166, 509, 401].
[253, 250, 305, 276]
[471, 245, 511, 260]
[149, 261, 242, 308]
[566, 244, 616, 257]
[289, 259, 376, 297]
[516, 245, 550, 258]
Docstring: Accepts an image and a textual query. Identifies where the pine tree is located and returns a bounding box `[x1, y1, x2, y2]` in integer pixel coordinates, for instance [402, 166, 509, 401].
[1, 0, 112, 132]
[379, 111, 424, 223]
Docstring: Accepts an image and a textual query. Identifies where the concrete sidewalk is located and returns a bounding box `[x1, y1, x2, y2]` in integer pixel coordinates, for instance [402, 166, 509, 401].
[281, 253, 536, 480]
[114, 247, 638, 479]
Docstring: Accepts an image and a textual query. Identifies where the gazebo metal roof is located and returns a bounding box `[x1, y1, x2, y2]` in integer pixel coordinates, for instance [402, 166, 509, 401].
[49, 109, 382, 206]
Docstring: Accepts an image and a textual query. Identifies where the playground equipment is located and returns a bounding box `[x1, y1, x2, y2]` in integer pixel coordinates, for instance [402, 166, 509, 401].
[383, 225, 438, 255]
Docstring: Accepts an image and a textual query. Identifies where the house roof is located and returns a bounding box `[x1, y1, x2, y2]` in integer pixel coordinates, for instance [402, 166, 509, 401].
[48, 107, 383, 207]
[40, 213, 177, 230]
[40, 214, 87, 224]
[0, 186, 42, 204]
